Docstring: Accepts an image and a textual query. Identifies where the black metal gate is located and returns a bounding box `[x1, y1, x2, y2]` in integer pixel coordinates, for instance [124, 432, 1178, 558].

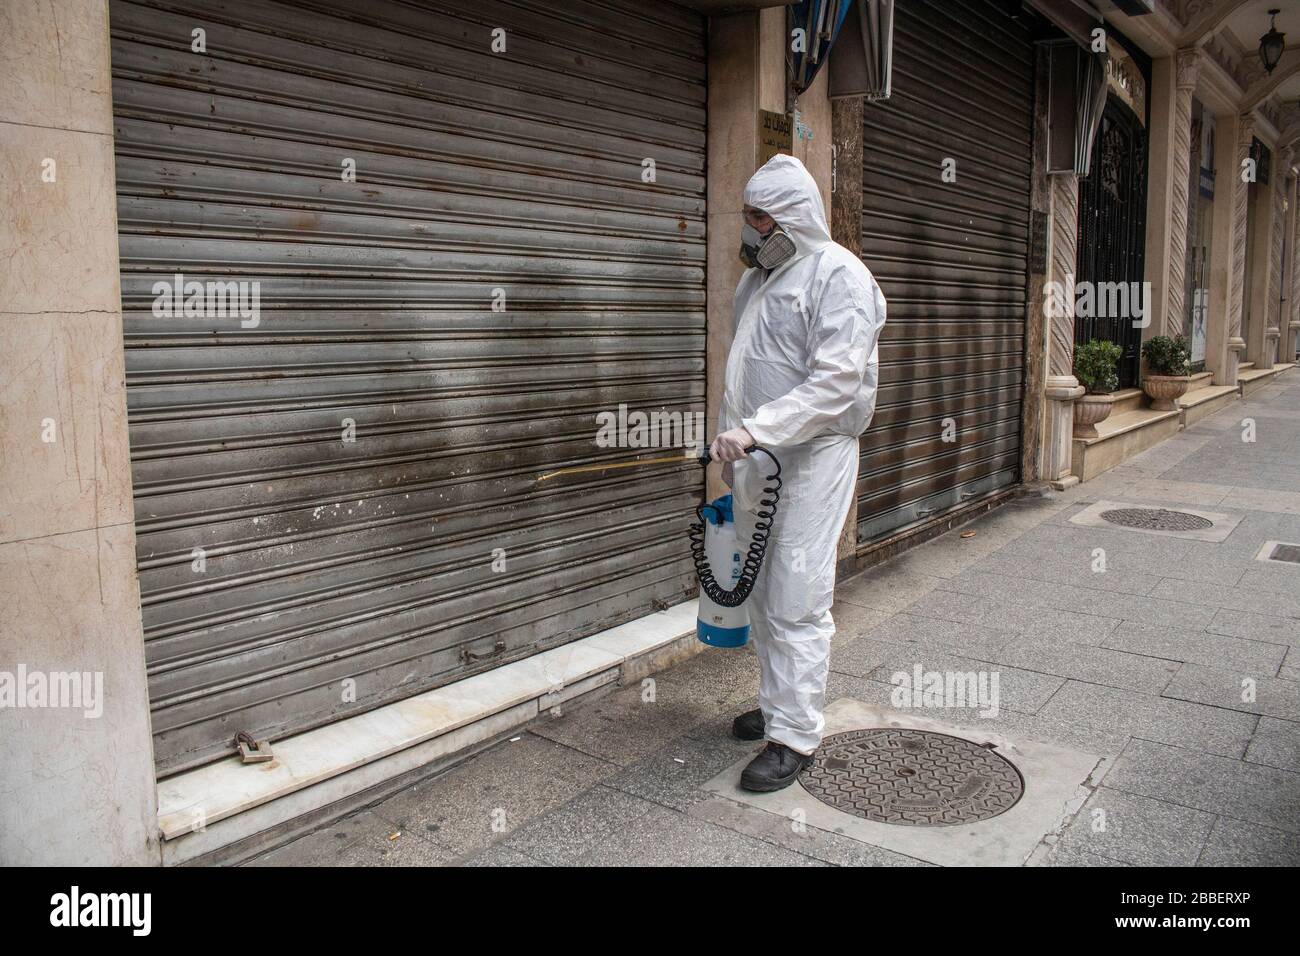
[1075, 96, 1148, 389]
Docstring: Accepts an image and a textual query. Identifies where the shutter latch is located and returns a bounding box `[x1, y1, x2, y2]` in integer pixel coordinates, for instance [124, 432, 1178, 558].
[235, 731, 274, 764]
[461, 640, 507, 665]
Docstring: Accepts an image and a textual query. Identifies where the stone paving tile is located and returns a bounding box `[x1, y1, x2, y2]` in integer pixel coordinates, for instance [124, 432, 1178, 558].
[828, 632, 891, 678]
[1103, 738, 1300, 835]
[975, 551, 1164, 596]
[1004, 523, 1197, 562]
[941, 570, 1217, 629]
[1035, 680, 1256, 758]
[459, 844, 549, 867]
[686, 795, 933, 867]
[1161, 662, 1300, 722]
[1238, 562, 1300, 596]
[823, 672, 1130, 757]
[1206, 608, 1300, 648]
[863, 639, 1063, 715]
[1196, 816, 1300, 866]
[1244, 717, 1300, 772]
[1196, 511, 1300, 557]
[1148, 578, 1300, 619]
[371, 732, 618, 857]
[831, 599, 893, 640]
[1100, 620, 1288, 674]
[602, 725, 760, 812]
[1052, 787, 1215, 867]
[984, 634, 1179, 695]
[248, 809, 456, 867]
[1039, 843, 1135, 867]
[852, 611, 1014, 660]
[652, 644, 758, 711]
[905, 589, 1120, 646]
[835, 561, 948, 614]
[1121, 479, 1235, 507]
[493, 786, 660, 865]
[528, 680, 715, 766]
[570, 804, 827, 867]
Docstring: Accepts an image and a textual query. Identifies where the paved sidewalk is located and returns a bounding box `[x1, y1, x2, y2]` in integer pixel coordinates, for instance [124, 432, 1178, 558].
[253, 370, 1300, 867]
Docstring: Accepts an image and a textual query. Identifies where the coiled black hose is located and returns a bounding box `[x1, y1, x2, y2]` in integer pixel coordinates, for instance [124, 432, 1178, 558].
[688, 446, 782, 608]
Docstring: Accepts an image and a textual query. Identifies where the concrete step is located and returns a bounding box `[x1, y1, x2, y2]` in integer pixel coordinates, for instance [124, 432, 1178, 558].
[1179, 383, 1239, 428]
[1071, 406, 1182, 482]
[1107, 387, 1146, 416]
[1239, 364, 1279, 399]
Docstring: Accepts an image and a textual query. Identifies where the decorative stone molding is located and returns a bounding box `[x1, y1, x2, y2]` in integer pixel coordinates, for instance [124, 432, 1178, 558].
[1228, 112, 1257, 364]
[1175, 48, 1200, 90]
[1045, 173, 1083, 488]
[1262, 149, 1290, 368]
[1167, 49, 1201, 338]
[1049, 174, 1079, 379]
[1291, 175, 1300, 361]
[1202, 32, 1251, 91]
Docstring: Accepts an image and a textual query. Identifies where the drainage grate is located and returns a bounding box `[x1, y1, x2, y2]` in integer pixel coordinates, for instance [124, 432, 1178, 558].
[1100, 507, 1214, 532]
[801, 729, 1024, 826]
[1267, 543, 1300, 564]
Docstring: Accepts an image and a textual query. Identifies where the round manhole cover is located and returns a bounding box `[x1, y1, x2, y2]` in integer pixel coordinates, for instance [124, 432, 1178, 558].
[801, 729, 1024, 826]
[1099, 507, 1213, 532]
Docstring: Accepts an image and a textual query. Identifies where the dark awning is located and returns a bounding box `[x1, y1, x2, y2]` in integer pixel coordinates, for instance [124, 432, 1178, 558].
[827, 0, 893, 101]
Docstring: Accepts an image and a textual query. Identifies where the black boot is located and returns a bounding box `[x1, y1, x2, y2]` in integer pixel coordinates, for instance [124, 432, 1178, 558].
[740, 742, 815, 792]
[731, 708, 765, 741]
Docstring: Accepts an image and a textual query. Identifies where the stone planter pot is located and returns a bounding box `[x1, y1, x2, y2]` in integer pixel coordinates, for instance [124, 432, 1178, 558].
[1142, 374, 1190, 411]
[1073, 392, 1115, 439]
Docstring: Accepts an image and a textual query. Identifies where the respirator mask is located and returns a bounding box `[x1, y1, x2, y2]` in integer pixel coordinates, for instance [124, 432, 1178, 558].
[739, 221, 797, 271]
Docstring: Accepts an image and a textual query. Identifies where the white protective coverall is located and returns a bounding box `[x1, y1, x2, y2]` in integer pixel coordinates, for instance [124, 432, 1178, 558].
[720, 154, 886, 755]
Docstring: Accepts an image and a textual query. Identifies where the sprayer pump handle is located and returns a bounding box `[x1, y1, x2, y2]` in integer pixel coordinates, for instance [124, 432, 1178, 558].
[698, 444, 758, 467]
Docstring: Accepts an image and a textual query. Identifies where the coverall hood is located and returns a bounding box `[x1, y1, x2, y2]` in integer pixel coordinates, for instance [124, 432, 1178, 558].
[742, 155, 832, 260]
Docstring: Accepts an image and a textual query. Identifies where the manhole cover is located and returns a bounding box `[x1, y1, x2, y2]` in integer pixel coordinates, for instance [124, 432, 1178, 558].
[1099, 507, 1214, 532]
[801, 729, 1024, 826]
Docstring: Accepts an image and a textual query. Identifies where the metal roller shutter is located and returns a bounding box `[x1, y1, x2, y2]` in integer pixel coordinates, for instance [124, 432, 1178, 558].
[857, 0, 1033, 545]
[110, 0, 707, 774]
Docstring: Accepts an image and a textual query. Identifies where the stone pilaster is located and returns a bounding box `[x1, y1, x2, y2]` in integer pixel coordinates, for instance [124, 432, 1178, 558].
[1290, 172, 1300, 363]
[1044, 173, 1085, 489]
[1225, 112, 1256, 384]
[1261, 149, 1291, 369]
[1165, 50, 1200, 338]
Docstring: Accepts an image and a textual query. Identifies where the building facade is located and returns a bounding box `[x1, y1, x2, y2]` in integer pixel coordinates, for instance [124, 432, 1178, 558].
[2, 0, 1298, 865]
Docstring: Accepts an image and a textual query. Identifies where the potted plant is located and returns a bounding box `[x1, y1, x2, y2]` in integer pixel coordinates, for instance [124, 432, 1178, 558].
[1073, 340, 1123, 439]
[1141, 335, 1192, 410]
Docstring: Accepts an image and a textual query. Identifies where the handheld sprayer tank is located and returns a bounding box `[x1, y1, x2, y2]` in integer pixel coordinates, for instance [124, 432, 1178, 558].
[689, 446, 782, 647]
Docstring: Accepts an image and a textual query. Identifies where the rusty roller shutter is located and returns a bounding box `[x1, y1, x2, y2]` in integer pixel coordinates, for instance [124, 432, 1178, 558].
[857, 0, 1033, 545]
[110, 0, 706, 774]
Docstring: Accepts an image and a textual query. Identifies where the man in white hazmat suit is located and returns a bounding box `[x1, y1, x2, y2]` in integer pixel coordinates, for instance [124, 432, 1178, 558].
[709, 154, 886, 793]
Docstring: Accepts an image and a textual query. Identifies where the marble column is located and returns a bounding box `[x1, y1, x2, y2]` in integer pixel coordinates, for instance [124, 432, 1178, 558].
[1044, 173, 1085, 489]
[0, 0, 158, 864]
[1164, 50, 1200, 339]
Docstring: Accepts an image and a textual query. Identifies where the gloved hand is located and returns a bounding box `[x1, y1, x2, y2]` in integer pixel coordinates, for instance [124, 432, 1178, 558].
[709, 427, 754, 464]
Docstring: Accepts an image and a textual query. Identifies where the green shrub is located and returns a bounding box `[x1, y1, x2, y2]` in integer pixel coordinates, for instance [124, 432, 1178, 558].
[1074, 340, 1122, 394]
[1142, 335, 1191, 376]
